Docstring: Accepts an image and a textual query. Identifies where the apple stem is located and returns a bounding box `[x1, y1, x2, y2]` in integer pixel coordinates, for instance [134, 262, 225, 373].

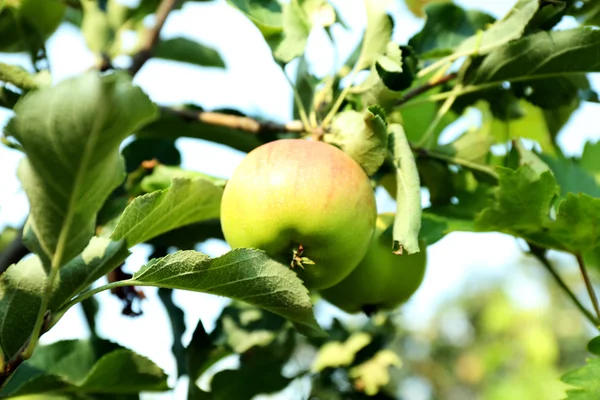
[291, 244, 315, 269]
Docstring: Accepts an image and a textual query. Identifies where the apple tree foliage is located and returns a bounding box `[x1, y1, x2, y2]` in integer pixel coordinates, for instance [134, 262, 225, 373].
[0, 0, 600, 398]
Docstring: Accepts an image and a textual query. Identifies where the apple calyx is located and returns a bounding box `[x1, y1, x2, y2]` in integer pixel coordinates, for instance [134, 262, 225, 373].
[290, 244, 316, 269]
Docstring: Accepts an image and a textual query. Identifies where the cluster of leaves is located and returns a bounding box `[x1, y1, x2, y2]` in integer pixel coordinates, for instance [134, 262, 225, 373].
[1, 0, 600, 398]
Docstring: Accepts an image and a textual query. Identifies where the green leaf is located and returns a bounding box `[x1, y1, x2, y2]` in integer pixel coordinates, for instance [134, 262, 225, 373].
[294, 55, 319, 121]
[130, 249, 324, 337]
[463, 28, 600, 88]
[186, 319, 231, 385]
[561, 357, 600, 399]
[226, 0, 322, 64]
[512, 139, 552, 176]
[5, 72, 157, 268]
[403, 0, 448, 18]
[455, 0, 539, 56]
[326, 107, 388, 176]
[312, 332, 371, 372]
[435, 124, 494, 165]
[389, 124, 421, 254]
[475, 166, 600, 254]
[111, 177, 223, 247]
[209, 330, 295, 400]
[154, 37, 225, 68]
[408, 3, 495, 55]
[581, 140, 600, 182]
[81, 0, 114, 54]
[0, 236, 129, 360]
[139, 165, 226, 193]
[122, 137, 181, 173]
[587, 337, 600, 357]
[353, 0, 393, 72]
[348, 350, 402, 396]
[539, 154, 600, 199]
[511, 74, 596, 109]
[0, 227, 19, 253]
[480, 100, 558, 155]
[1, 340, 169, 397]
[77, 349, 169, 393]
[375, 44, 418, 92]
[570, 0, 600, 26]
[157, 288, 187, 377]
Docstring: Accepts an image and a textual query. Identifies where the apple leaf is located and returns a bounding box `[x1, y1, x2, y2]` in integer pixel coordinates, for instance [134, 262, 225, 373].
[128, 249, 324, 337]
[561, 357, 600, 399]
[463, 28, 600, 88]
[5, 71, 157, 268]
[226, 0, 333, 64]
[539, 154, 600, 199]
[81, 0, 114, 54]
[455, 0, 539, 56]
[111, 177, 223, 247]
[403, 0, 447, 18]
[157, 288, 187, 377]
[475, 165, 600, 254]
[186, 319, 231, 386]
[154, 37, 225, 68]
[312, 332, 371, 372]
[209, 329, 295, 400]
[121, 136, 181, 173]
[326, 107, 388, 176]
[389, 124, 422, 254]
[375, 44, 418, 92]
[0, 237, 129, 360]
[581, 140, 600, 182]
[587, 337, 600, 357]
[139, 165, 226, 193]
[480, 100, 558, 156]
[1, 340, 169, 397]
[348, 350, 402, 396]
[353, 0, 393, 72]
[570, 0, 600, 26]
[408, 3, 496, 55]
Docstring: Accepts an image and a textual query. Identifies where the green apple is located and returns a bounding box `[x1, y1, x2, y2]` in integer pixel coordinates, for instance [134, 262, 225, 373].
[0, 0, 66, 53]
[220, 139, 377, 290]
[320, 213, 427, 314]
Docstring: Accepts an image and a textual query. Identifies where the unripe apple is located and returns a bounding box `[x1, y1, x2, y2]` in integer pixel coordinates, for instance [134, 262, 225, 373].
[320, 213, 427, 314]
[220, 139, 377, 289]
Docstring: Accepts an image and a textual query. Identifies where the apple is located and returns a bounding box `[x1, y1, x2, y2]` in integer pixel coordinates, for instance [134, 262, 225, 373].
[320, 213, 427, 314]
[220, 139, 377, 290]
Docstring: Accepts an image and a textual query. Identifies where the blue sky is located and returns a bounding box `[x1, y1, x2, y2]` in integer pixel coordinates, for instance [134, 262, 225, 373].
[1, 0, 599, 398]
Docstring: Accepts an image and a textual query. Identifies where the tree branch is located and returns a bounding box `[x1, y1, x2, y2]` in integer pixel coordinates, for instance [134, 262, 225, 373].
[161, 106, 307, 135]
[128, 0, 179, 76]
[396, 73, 457, 107]
[576, 253, 600, 323]
[529, 244, 600, 328]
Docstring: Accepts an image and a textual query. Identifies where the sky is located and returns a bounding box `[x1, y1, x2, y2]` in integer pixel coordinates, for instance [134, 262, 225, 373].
[1, 0, 599, 398]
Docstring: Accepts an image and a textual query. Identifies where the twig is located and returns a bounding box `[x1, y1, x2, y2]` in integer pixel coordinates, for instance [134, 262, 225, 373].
[411, 145, 499, 182]
[576, 253, 600, 323]
[395, 73, 457, 107]
[128, 0, 179, 76]
[161, 106, 307, 135]
[529, 244, 600, 327]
